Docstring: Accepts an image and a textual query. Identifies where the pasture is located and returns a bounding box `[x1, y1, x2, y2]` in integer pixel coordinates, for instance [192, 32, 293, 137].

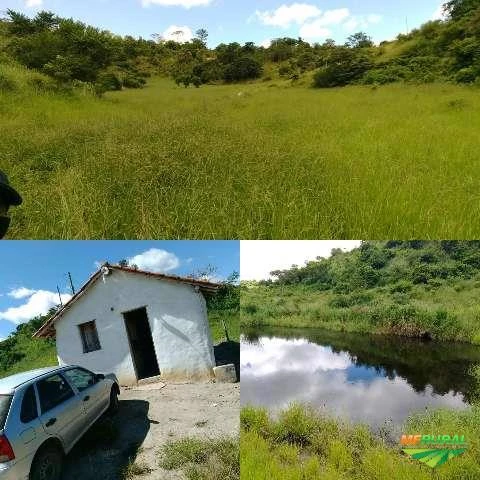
[2, 78, 480, 239]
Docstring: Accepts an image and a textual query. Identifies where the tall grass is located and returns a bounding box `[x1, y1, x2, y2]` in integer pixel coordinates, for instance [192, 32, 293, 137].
[2, 75, 480, 239]
[241, 280, 480, 344]
[159, 437, 239, 480]
[241, 403, 480, 479]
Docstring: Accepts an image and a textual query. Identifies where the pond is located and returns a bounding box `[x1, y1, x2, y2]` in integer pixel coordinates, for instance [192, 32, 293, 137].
[241, 327, 480, 431]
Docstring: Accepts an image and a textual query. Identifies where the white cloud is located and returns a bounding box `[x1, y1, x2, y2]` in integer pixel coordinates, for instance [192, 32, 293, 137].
[25, 0, 43, 7]
[141, 0, 212, 8]
[299, 8, 351, 39]
[343, 13, 383, 33]
[318, 8, 351, 26]
[127, 248, 180, 273]
[299, 21, 331, 40]
[255, 3, 322, 28]
[255, 6, 350, 30]
[162, 25, 194, 42]
[432, 4, 447, 20]
[254, 5, 382, 41]
[0, 290, 71, 325]
[240, 241, 361, 281]
[8, 287, 37, 299]
[242, 336, 351, 377]
[367, 14, 382, 24]
[259, 38, 273, 48]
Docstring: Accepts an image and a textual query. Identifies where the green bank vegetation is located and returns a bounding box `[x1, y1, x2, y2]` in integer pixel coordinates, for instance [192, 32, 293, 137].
[240, 393, 480, 480]
[0, 276, 239, 379]
[241, 241, 480, 344]
[1, 2, 480, 239]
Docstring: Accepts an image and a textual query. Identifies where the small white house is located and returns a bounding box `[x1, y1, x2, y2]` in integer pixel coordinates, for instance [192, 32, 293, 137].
[34, 264, 220, 386]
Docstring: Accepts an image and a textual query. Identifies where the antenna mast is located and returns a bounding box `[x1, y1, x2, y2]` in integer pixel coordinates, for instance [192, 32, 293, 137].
[68, 272, 75, 295]
[56, 286, 63, 307]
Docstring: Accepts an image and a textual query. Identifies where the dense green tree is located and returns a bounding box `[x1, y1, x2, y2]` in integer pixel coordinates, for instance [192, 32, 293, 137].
[313, 47, 373, 87]
[346, 32, 374, 49]
[195, 28, 208, 47]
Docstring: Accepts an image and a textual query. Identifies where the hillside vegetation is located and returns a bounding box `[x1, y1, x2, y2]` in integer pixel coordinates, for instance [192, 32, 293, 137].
[2, 1, 479, 91]
[241, 241, 480, 344]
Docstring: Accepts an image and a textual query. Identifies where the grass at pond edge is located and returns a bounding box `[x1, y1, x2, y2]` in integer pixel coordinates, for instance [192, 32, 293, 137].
[240, 398, 480, 480]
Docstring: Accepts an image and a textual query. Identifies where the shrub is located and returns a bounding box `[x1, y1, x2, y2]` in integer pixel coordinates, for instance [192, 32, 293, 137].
[273, 404, 316, 446]
[455, 66, 478, 83]
[27, 73, 57, 92]
[329, 292, 373, 308]
[95, 70, 123, 95]
[390, 281, 413, 294]
[243, 304, 258, 315]
[313, 49, 373, 88]
[0, 71, 17, 92]
[241, 406, 271, 436]
[122, 74, 146, 89]
[223, 56, 263, 82]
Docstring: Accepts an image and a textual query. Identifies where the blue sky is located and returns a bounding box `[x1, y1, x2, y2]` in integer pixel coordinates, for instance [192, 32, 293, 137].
[0, 240, 239, 340]
[4, 0, 445, 46]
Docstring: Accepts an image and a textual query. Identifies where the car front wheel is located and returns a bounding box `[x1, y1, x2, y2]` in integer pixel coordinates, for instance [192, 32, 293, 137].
[30, 444, 63, 480]
[108, 387, 119, 415]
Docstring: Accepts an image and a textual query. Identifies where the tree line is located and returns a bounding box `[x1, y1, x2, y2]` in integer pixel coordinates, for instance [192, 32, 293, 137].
[265, 241, 480, 294]
[0, 0, 478, 92]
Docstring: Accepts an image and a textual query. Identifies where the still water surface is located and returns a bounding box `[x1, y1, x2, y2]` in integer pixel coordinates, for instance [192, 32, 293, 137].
[241, 327, 480, 429]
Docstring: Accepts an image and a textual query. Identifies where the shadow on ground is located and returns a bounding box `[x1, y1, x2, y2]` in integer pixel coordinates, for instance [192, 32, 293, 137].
[214, 341, 240, 381]
[61, 399, 152, 480]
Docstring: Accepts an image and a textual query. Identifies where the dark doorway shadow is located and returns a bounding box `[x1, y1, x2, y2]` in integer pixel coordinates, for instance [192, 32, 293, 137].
[214, 341, 240, 381]
[61, 400, 151, 480]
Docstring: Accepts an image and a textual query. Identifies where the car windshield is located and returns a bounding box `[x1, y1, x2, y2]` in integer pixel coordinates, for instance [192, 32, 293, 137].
[0, 395, 12, 430]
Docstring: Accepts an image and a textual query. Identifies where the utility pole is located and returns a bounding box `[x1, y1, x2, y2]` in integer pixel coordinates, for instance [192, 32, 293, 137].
[68, 272, 75, 295]
[406, 16, 409, 35]
[56, 286, 63, 307]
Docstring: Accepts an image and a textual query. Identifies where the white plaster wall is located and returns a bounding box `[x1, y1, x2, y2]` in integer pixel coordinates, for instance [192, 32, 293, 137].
[55, 271, 216, 385]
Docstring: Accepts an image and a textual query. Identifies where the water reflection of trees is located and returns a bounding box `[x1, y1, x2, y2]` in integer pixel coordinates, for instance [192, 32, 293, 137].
[242, 327, 480, 403]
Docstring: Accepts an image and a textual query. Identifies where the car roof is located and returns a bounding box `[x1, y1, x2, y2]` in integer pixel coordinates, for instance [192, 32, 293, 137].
[0, 367, 67, 394]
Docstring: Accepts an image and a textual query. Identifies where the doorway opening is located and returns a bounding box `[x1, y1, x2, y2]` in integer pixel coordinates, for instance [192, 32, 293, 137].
[123, 307, 160, 380]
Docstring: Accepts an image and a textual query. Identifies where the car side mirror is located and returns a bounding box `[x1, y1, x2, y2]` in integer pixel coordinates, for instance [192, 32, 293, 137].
[95, 373, 105, 382]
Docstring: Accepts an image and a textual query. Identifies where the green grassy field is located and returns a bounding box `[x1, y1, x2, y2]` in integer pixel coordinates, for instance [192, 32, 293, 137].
[240, 400, 480, 480]
[241, 280, 480, 344]
[3, 73, 480, 239]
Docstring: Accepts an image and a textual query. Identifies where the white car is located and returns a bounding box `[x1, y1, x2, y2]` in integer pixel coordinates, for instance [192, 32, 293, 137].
[0, 366, 120, 480]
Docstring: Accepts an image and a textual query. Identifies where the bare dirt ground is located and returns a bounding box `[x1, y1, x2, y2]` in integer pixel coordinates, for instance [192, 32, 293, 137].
[61, 382, 240, 480]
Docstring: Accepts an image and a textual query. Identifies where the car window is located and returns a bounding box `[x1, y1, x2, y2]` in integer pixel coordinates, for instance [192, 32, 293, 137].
[20, 385, 38, 423]
[63, 368, 96, 392]
[0, 395, 12, 429]
[37, 374, 74, 414]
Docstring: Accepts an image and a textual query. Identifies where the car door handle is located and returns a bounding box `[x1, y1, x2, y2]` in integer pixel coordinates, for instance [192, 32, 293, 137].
[46, 418, 56, 427]
[83, 396, 90, 402]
